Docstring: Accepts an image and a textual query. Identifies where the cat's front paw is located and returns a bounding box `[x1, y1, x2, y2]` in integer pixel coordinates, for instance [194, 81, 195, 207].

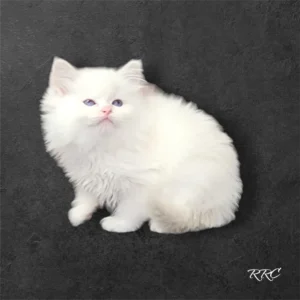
[149, 220, 166, 233]
[68, 206, 93, 227]
[100, 216, 139, 233]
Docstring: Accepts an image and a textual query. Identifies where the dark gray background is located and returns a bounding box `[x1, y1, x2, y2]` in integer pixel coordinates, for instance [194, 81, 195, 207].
[1, 1, 299, 299]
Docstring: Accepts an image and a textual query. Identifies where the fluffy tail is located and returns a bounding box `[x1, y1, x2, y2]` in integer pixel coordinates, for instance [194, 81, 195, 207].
[150, 198, 236, 234]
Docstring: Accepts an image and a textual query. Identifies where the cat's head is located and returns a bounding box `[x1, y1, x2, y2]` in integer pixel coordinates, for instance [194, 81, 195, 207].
[41, 57, 150, 147]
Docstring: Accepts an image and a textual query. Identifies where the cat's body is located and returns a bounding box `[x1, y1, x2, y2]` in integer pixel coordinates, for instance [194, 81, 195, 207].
[41, 57, 242, 233]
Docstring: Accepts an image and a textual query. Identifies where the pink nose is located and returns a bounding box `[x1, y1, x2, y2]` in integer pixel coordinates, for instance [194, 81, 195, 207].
[101, 106, 112, 115]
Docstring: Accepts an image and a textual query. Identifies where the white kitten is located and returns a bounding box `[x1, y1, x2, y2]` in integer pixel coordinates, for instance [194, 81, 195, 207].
[40, 57, 242, 234]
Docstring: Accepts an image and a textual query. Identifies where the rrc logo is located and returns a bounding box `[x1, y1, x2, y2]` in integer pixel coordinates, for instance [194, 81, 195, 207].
[247, 268, 281, 282]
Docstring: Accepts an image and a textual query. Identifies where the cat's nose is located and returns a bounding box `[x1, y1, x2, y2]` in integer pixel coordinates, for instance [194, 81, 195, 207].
[101, 106, 112, 115]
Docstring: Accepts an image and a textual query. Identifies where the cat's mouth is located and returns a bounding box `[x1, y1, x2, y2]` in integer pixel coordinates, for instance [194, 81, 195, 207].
[89, 116, 114, 127]
[99, 116, 113, 124]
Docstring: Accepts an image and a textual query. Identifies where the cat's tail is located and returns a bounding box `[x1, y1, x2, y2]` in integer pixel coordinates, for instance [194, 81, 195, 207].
[149, 197, 236, 234]
[149, 159, 241, 234]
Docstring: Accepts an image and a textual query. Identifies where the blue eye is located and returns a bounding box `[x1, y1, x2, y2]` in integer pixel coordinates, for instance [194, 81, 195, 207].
[83, 99, 96, 106]
[112, 99, 123, 107]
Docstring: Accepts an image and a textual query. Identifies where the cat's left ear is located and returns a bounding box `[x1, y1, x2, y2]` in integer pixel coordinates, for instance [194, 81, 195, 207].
[49, 57, 77, 96]
[118, 59, 146, 86]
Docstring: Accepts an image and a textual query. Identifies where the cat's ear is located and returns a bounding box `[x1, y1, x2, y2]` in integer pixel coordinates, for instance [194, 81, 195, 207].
[49, 57, 77, 96]
[118, 59, 146, 86]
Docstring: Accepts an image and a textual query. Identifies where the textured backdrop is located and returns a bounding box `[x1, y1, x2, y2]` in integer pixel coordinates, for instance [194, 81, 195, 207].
[1, 1, 299, 299]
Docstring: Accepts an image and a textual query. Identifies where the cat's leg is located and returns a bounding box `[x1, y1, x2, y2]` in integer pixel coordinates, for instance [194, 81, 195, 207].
[100, 191, 148, 233]
[68, 187, 99, 226]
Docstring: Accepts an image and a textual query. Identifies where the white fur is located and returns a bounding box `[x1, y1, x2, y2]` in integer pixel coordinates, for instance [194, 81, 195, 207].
[40, 57, 243, 234]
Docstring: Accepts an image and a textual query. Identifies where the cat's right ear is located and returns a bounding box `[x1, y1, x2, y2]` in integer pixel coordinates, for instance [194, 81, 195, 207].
[49, 57, 77, 96]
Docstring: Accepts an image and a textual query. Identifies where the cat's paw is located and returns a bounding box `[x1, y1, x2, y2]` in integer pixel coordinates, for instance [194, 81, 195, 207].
[100, 217, 138, 233]
[149, 220, 166, 233]
[68, 206, 93, 227]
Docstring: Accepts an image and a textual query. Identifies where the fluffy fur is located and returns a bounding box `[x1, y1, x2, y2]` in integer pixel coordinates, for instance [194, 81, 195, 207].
[40, 57, 242, 234]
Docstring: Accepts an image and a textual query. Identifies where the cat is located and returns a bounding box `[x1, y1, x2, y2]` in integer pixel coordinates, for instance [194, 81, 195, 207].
[40, 57, 243, 234]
